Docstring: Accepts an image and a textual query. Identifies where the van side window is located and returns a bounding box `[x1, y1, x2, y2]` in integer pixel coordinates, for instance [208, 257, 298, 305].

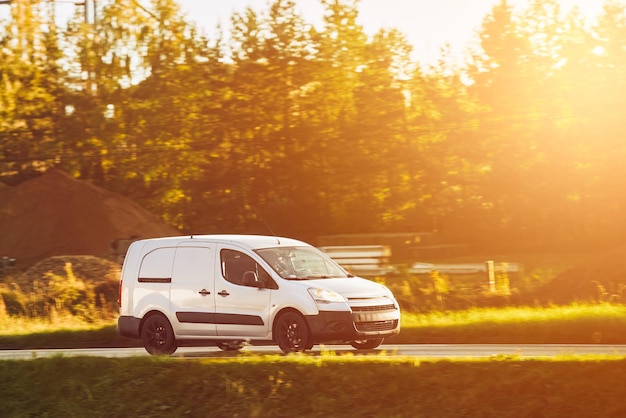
[220, 249, 277, 289]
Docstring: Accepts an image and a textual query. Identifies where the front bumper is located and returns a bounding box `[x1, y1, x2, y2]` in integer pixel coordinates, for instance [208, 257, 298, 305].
[305, 309, 400, 343]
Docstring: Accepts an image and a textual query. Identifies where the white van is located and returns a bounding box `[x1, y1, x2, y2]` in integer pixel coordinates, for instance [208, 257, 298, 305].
[117, 235, 400, 354]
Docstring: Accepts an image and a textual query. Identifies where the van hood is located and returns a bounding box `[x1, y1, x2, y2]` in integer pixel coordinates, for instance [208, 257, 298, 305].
[307, 277, 391, 299]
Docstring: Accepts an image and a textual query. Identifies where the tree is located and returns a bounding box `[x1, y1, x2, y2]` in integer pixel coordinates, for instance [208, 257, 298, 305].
[106, 0, 219, 227]
[0, 0, 64, 184]
[557, 0, 626, 247]
[466, 0, 584, 249]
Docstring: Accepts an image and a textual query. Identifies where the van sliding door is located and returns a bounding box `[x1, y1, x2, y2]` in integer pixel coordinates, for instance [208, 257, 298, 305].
[170, 244, 217, 337]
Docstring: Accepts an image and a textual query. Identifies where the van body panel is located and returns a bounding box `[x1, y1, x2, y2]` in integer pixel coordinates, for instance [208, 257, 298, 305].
[170, 244, 217, 336]
[133, 285, 171, 319]
[306, 277, 391, 299]
[213, 272, 272, 337]
[118, 240, 144, 317]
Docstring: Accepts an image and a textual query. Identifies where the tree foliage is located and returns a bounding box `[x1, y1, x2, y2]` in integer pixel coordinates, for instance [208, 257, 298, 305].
[1, 0, 626, 253]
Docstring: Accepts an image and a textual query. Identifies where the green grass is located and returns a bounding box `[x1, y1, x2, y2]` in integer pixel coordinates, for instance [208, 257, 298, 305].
[404, 303, 626, 344]
[0, 314, 111, 336]
[2, 303, 626, 349]
[402, 303, 626, 327]
[2, 354, 626, 417]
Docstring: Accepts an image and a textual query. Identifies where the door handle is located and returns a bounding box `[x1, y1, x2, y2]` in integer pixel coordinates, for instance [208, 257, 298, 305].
[198, 289, 211, 296]
[218, 290, 230, 297]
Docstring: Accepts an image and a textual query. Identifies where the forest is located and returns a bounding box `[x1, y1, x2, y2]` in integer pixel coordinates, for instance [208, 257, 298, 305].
[1, 0, 625, 254]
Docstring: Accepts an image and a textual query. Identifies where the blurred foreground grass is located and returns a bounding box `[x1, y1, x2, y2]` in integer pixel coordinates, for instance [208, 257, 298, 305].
[2, 354, 626, 417]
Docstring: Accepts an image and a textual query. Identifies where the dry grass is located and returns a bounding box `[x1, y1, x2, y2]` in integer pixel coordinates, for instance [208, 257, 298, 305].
[0, 256, 119, 327]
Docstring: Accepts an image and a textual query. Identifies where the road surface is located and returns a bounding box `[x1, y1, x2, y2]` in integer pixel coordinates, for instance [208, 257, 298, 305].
[3, 344, 626, 360]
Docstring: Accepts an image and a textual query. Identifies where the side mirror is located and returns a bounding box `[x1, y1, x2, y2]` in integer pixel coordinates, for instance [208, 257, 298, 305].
[243, 271, 264, 288]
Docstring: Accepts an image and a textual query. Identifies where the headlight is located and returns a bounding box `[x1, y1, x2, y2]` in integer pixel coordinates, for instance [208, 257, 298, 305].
[308, 288, 346, 304]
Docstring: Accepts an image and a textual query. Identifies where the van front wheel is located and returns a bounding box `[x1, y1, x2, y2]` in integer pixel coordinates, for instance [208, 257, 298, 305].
[350, 339, 383, 350]
[141, 313, 177, 355]
[275, 312, 312, 353]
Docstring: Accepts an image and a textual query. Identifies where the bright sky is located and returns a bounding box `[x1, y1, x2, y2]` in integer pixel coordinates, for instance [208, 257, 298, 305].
[175, 0, 606, 66]
[0, 0, 606, 66]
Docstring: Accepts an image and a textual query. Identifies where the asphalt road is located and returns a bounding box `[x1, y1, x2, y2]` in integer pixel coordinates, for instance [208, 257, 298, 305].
[3, 344, 626, 360]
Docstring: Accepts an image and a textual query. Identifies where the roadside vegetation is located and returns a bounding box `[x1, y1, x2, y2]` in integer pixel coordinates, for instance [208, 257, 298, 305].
[3, 303, 626, 350]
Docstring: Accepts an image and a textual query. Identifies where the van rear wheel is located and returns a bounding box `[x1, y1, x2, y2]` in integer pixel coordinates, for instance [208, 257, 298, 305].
[275, 312, 312, 353]
[141, 313, 177, 355]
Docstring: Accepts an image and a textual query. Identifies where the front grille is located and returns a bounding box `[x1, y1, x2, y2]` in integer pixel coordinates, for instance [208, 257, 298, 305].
[355, 319, 398, 332]
[348, 299, 399, 334]
[352, 304, 396, 312]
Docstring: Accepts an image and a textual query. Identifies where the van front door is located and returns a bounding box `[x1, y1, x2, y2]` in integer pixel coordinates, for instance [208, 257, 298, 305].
[170, 244, 217, 337]
[214, 248, 274, 338]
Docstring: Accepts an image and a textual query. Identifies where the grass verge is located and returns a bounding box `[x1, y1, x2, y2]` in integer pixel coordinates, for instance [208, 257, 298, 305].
[2, 355, 626, 417]
[2, 303, 626, 349]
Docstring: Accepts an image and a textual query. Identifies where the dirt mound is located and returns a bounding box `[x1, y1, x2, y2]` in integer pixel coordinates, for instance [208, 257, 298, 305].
[531, 246, 626, 304]
[14, 255, 121, 293]
[0, 169, 178, 266]
[0, 181, 13, 206]
[1, 255, 122, 319]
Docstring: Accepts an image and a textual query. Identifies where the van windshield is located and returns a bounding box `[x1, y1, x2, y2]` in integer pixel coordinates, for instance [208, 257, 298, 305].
[256, 246, 350, 280]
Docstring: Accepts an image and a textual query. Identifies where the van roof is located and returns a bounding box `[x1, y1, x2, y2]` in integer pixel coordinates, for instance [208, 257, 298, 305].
[134, 234, 308, 250]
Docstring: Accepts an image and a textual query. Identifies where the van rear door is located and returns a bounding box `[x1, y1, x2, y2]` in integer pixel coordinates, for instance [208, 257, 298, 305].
[170, 244, 217, 337]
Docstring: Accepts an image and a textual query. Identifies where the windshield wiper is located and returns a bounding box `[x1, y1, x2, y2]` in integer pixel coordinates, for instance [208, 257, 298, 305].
[285, 274, 345, 280]
[285, 275, 310, 280]
[285, 274, 330, 280]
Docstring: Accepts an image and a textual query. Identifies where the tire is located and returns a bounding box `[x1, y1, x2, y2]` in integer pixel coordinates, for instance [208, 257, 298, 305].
[141, 313, 177, 355]
[217, 341, 246, 351]
[350, 338, 383, 350]
[274, 311, 312, 353]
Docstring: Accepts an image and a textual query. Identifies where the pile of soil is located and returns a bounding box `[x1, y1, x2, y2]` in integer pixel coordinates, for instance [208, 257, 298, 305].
[530, 246, 626, 304]
[1, 255, 122, 319]
[0, 169, 179, 267]
[13, 255, 121, 294]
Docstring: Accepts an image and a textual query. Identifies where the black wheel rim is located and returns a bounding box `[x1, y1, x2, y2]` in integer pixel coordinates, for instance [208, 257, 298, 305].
[286, 321, 301, 347]
[146, 319, 168, 349]
[279, 316, 304, 351]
